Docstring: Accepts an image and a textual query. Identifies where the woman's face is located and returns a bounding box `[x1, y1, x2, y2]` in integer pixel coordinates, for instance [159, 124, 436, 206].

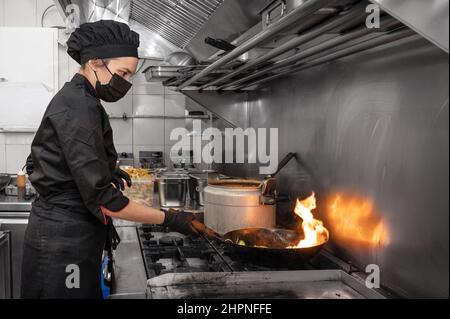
[89, 57, 139, 83]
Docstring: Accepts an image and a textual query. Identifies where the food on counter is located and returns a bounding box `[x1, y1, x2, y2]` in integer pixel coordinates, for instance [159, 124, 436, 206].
[121, 167, 154, 207]
[122, 167, 153, 179]
[122, 179, 154, 207]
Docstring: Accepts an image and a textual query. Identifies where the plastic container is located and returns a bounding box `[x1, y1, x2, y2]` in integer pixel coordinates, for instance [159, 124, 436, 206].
[122, 177, 154, 207]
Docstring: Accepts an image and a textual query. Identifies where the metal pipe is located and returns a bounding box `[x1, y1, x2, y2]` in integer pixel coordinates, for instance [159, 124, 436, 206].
[176, 0, 333, 90]
[219, 17, 398, 90]
[0, 128, 37, 133]
[238, 28, 417, 90]
[201, 2, 367, 89]
[109, 115, 209, 121]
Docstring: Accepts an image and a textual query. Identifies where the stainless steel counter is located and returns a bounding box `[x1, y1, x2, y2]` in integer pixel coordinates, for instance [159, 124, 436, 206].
[110, 225, 147, 299]
[0, 194, 34, 213]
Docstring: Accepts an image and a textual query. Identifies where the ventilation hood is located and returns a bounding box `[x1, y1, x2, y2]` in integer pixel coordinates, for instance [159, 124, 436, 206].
[53, 0, 448, 127]
[54, 0, 448, 61]
[53, 0, 266, 61]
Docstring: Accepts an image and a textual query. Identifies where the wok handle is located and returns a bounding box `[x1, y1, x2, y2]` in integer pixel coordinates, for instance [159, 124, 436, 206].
[192, 219, 224, 242]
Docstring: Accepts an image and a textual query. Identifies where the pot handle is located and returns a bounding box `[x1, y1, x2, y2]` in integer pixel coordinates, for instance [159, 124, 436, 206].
[260, 177, 277, 197]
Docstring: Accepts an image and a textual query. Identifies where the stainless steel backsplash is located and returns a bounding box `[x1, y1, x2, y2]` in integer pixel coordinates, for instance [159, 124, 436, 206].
[212, 37, 449, 298]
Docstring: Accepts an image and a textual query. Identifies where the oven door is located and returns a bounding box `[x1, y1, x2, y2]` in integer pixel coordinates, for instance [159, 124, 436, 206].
[0, 231, 12, 299]
[0, 213, 29, 299]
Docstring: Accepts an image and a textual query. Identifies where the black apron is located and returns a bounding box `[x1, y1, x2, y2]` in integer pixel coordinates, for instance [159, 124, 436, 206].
[20, 193, 118, 299]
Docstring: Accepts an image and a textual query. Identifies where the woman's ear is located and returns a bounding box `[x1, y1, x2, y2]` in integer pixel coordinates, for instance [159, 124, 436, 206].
[88, 59, 104, 71]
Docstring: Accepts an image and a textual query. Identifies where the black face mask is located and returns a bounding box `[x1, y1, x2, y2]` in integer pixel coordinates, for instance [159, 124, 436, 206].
[94, 61, 132, 102]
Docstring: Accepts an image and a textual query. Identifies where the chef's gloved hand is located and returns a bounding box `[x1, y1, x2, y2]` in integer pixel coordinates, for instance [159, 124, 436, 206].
[162, 209, 199, 236]
[111, 168, 132, 191]
[25, 154, 34, 176]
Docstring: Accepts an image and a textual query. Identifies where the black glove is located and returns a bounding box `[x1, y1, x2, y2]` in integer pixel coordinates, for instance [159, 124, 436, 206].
[25, 154, 34, 176]
[111, 168, 132, 191]
[162, 210, 199, 236]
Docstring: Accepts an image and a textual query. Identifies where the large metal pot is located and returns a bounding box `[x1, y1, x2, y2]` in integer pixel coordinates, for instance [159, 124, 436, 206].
[204, 180, 276, 235]
[204, 153, 297, 234]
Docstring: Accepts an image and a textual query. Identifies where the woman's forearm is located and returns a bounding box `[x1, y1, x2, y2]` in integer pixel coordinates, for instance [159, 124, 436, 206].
[102, 201, 165, 224]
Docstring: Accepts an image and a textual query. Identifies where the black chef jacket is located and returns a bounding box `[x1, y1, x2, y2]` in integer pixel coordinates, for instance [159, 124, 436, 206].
[29, 73, 129, 224]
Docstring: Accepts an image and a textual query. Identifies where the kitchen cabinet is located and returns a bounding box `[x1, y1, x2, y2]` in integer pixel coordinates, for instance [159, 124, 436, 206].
[0, 213, 29, 299]
[0, 27, 58, 129]
[0, 230, 12, 299]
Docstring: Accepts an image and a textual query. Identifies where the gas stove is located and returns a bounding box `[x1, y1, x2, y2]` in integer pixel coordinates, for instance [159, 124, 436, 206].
[135, 224, 388, 299]
[137, 224, 295, 278]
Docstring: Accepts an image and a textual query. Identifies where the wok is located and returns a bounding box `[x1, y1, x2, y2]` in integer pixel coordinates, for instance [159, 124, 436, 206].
[222, 228, 327, 268]
[192, 220, 327, 268]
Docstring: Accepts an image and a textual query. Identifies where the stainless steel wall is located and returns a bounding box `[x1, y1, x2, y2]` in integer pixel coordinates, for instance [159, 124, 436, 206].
[215, 37, 449, 298]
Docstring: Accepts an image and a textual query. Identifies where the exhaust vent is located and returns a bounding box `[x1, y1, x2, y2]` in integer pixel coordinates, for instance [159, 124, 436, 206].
[130, 0, 225, 49]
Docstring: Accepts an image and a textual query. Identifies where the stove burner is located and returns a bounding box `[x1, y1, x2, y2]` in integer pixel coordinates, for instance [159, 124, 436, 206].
[159, 235, 184, 246]
[137, 224, 325, 279]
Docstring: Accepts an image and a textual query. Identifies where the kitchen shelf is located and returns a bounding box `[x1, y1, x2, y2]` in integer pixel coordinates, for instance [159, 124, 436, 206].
[161, 0, 416, 91]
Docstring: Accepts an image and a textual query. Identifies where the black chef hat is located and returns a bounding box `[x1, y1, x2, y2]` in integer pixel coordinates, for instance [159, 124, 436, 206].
[67, 20, 140, 65]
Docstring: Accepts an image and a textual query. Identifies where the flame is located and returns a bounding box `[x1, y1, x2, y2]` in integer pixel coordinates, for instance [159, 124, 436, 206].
[289, 192, 329, 248]
[326, 193, 389, 247]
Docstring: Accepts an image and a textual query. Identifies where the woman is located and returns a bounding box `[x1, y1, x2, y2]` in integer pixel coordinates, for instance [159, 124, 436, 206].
[21, 20, 201, 299]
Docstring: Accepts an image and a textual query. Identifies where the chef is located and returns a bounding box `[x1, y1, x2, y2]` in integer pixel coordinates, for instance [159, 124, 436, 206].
[21, 20, 201, 299]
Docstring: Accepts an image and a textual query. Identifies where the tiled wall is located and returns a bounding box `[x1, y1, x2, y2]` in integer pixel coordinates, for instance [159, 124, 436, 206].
[0, 0, 60, 173]
[0, 0, 194, 173]
[105, 67, 191, 168]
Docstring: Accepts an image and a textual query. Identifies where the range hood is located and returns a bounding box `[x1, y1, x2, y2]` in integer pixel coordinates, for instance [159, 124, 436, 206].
[54, 0, 264, 61]
[53, 0, 448, 126]
[54, 0, 448, 62]
[156, 0, 448, 91]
